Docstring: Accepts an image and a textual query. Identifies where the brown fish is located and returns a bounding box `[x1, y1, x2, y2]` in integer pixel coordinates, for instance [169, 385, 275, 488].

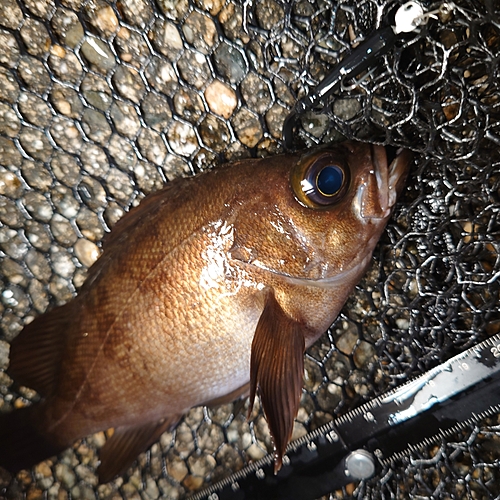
[0, 141, 411, 482]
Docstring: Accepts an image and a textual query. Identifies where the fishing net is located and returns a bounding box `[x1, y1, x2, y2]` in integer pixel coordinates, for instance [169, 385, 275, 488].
[0, 0, 499, 498]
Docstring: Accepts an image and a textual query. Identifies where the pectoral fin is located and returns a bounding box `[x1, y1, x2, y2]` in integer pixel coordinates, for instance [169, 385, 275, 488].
[97, 415, 181, 483]
[248, 292, 306, 473]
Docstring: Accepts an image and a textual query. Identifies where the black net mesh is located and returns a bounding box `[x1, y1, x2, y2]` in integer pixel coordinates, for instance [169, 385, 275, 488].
[0, 0, 499, 498]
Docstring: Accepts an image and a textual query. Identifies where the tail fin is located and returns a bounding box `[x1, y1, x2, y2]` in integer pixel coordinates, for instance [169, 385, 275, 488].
[0, 405, 63, 474]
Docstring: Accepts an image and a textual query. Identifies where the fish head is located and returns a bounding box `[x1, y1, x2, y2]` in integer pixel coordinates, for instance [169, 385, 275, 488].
[230, 141, 412, 286]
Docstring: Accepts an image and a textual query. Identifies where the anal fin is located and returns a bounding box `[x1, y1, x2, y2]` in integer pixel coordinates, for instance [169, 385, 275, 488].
[248, 291, 306, 473]
[9, 302, 73, 397]
[97, 415, 181, 484]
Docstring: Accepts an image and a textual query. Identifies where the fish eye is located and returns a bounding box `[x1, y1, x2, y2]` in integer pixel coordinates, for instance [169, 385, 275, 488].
[290, 151, 350, 209]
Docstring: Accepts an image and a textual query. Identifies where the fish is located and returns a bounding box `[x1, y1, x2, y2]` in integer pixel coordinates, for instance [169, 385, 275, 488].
[0, 141, 411, 483]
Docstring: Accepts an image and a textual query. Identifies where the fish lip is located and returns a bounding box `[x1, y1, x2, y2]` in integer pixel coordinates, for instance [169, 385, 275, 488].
[358, 145, 412, 220]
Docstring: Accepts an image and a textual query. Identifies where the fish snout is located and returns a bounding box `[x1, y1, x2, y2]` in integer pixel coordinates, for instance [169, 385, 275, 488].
[356, 145, 412, 221]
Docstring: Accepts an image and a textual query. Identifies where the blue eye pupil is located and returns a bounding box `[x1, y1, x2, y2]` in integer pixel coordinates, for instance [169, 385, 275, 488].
[316, 166, 344, 196]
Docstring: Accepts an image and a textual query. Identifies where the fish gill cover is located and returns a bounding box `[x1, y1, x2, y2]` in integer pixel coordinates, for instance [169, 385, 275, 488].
[0, 0, 499, 498]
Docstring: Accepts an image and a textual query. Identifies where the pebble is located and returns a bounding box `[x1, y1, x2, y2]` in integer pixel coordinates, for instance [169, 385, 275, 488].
[141, 93, 172, 132]
[0, 0, 23, 29]
[25, 249, 52, 281]
[51, 7, 84, 48]
[134, 160, 164, 194]
[50, 213, 77, 247]
[50, 151, 80, 187]
[80, 36, 116, 73]
[176, 50, 211, 90]
[25, 220, 52, 252]
[204, 80, 237, 119]
[232, 108, 262, 147]
[173, 88, 205, 123]
[115, 27, 150, 68]
[2, 257, 28, 286]
[199, 114, 231, 151]
[81, 73, 113, 111]
[19, 128, 52, 162]
[50, 84, 83, 118]
[28, 279, 49, 313]
[167, 121, 198, 157]
[107, 134, 137, 171]
[76, 207, 104, 241]
[0, 102, 20, 137]
[0, 167, 23, 198]
[78, 176, 107, 211]
[109, 101, 141, 138]
[183, 11, 217, 54]
[0, 197, 23, 228]
[0, 29, 20, 67]
[23, 0, 55, 20]
[106, 167, 134, 202]
[20, 18, 51, 57]
[117, 0, 153, 28]
[265, 103, 287, 138]
[80, 143, 109, 178]
[51, 185, 79, 219]
[17, 56, 51, 95]
[213, 42, 247, 84]
[137, 128, 167, 166]
[144, 56, 178, 96]
[0, 137, 23, 168]
[18, 92, 53, 128]
[50, 116, 84, 154]
[23, 192, 54, 223]
[85, 0, 119, 37]
[149, 19, 183, 61]
[112, 66, 145, 104]
[50, 245, 76, 279]
[155, 0, 189, 22]
[48, 46, 83, 84]
[81, 108, 112, 144]
[241, 73, 272, 114]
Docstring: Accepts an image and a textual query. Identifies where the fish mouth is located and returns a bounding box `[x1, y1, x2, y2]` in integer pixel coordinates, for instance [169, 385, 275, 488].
[357, 144, 412, 220]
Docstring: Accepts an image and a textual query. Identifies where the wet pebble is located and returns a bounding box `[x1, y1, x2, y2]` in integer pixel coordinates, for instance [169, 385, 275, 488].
[112, 66, 145, 104]
[0, 197, 23, 228]
[51, 245, 76, 279]
[17, 56, 51, 95]
[20, 18, 51, 57]
[0, 169, 23, 198]
[114, 27, 150, 68]
[137, 128, 167, 166]
[0, 137, 23, 168]
[241, 73, 272, 114]
[50, 151, 81, 187]
[74, 238, 100, 268]
[50, 213, 77, 247]
[199, 114, 231, 151]
[18, 92, 53, 128]
[103, 201, 124, 228]
[213, 42, 247, 84]
[50, 116, 84, 154]
[25, 249, 52, 282]
[51, 7, 84, 48]
[173, 88, 205, 123]
[78, 176, 107, 211]
[265, 103, 287, 138]
[167, 121, 198, 157]
[48, 45, 83, 84]
[204, 80, 237, 119]
[195, 0, 224, 15]
[232, 108, 262, 147]
[19, 128, 52, 162]
[117, 0, 154, 28]
[49, 275, 74, 304]
[55, 463, 76, 489]
[145, 57, 178, 97]
[28, 279, 49, 313]
[50, 84, 83, 118]
[141, 93, 172, 132]
[2, 257, 27, 286]
[21, 160, 52, 191]
[1, 285, 30, 315]
[81, 108, 112, 144]
[162, 154, 191, 180]
[0, 29, 20, 67]
[85, 0, 119, 37]
[80, 143, 109, 178]
[0, 67, 19, 104]
[51, 184, 80, 220]
[23, 192, 53, 223]
[23, 0, 55, 19]
[0, 0, 23, 30]
[155, 0, 189, 22]
[107, 134, 137, 171]
[183, 11, 217, 54]
[218, 4, 249, 43]
[134, 160, 163, 194]
[106, 167, 134, 202]
[81, 73, 113, 111]
[0, 102, 20, 137]
[109, 101, 141, 138]
[177, 50, 211, 90]
[333, 98, 362, 121]
[149, 19, 183, 61]
[76, 207, 104, 241]
[353, 340, 376, 369]
[80, 36, 116, 74]
[166, 453, 189, 483]
[25, 220, 52, 252]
